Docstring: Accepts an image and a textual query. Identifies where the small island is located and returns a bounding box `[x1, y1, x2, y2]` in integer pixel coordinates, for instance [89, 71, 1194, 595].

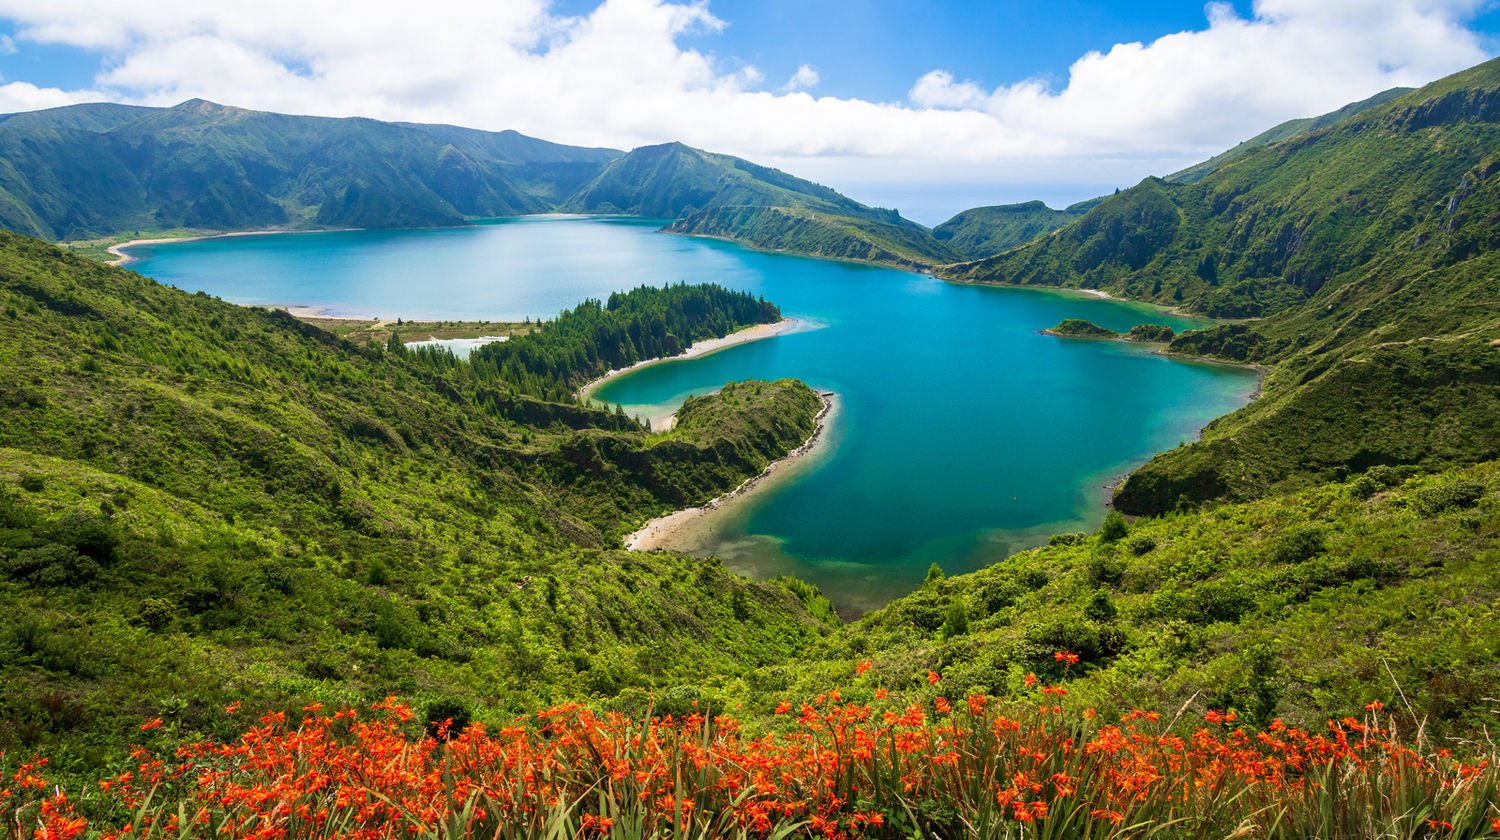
[1044, 319, 1177, 342]
[1043, 318, 1119, 338]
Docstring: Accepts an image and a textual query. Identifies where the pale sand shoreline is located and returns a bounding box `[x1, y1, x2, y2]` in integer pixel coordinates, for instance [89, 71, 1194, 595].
[624, 390, 836, 551]
[577, 318, 807, 399]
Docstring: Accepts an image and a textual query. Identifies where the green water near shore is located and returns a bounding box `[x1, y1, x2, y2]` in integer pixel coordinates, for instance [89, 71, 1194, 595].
[129, 217, 1259, 612]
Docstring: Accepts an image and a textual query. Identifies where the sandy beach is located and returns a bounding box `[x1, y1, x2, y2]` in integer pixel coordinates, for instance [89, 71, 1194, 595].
[577, 318, 806, 399]
[624, 390, 836, 551]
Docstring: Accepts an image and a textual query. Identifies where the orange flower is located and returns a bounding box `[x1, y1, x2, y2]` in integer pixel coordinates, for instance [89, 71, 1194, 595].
[1365, 700, 1384, 712]
[927, 671, 941, 685]
[1023, 673, 1038, 688]
[140, 718, 163, 731]
[855, 660, 873, 675]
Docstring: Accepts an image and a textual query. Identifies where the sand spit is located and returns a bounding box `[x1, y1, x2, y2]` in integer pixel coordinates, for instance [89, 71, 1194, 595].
[577, 318, 806, 399]
[624, 391, 835, 551]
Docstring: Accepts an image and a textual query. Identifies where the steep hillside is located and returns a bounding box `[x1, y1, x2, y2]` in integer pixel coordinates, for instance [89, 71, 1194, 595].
[1165, 86, 1413, 184]
[667, 204, 963, 267]
[0, 100, 624, 238]
[932, 199, 1089, 258]
[565, 142, 960, 266]
[0, 232, 829, 764]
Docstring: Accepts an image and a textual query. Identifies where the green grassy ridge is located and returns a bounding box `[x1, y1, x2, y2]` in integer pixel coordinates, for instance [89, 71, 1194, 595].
[0, 100, 624, 238]
[945, 58, 1500, 322]
[931, 200, 1087, 259]
[1165, 86, 1414, 184]
[1118, 337, 1500, 514]
[666, 204, 963, 268]
[564, 142, 896, 225]
[756, 462, 1500, 742]
[0, 231, 832, 767]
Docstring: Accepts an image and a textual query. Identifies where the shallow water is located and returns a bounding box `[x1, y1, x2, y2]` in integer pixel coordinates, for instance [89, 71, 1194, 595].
[129, 217, 1259, 612]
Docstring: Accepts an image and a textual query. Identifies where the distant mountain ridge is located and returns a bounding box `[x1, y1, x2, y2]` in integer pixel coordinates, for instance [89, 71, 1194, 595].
[0, 99, 626, 238]
[0, 100, 961, 269]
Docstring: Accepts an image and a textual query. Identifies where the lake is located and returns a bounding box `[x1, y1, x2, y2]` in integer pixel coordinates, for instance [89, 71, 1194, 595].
[128, 216, 1259, 613]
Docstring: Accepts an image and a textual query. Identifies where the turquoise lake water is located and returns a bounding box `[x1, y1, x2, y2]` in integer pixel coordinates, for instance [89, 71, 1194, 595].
[128, 216, 1259, 612]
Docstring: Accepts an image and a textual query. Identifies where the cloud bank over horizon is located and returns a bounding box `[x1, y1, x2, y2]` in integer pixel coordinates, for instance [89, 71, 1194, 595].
[0, 0, 1492, 217]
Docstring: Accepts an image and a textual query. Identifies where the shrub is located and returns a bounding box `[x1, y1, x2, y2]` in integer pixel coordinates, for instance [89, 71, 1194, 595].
[1414, 480, 1486, 515]
[1099, 510, 1129, 542]
[1270, 526, 1326, 565]
[940, 599, 969, 639]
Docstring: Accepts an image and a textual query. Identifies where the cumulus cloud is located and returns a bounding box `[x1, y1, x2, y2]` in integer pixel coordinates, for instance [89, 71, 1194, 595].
[0, 0, 1491, 206]
[782, 64, 819, 93]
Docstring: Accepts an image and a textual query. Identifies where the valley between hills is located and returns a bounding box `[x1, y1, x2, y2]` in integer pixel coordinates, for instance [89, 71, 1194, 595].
[0, 52, 1498, 840]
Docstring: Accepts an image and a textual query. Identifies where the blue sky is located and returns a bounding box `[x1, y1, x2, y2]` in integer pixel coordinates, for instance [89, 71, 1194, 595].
[0, 0, 1495, 222]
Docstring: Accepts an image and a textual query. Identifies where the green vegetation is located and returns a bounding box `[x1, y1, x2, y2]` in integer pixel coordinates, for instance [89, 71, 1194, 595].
[464, 284, 779, 400]
[1124, 323, 1175, 342]
[668, 205, 962, 268]
[782, 462, 1500, 743]
[0, 99, 622, 238]
[0, 231, 830, 768]
[1044, 318, 1118, 338]
[1164, 86, 1413, 184]
[1120, 337, 1500, 514]
[563, 142, 961, 268]
[931, 199, 1090, 258]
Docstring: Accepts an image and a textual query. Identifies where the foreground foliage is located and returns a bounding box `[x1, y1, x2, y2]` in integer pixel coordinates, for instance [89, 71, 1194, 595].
[0, 232, 830, 767]
[5, 670, 1498, 840]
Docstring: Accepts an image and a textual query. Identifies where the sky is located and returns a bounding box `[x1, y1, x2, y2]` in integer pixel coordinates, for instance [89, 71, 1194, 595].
[0, 0, 1496, 224]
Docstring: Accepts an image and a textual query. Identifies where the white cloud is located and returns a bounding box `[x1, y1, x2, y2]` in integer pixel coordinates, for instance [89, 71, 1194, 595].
[0, 81, 105, 113]
[782, 64, 819, 93]
[0, 0, 1491, 209]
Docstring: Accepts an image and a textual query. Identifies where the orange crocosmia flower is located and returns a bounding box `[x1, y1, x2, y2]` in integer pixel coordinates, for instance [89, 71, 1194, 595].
[927, 671, 941, 685]
[875, 688, 888, 700]
[856, 660, 873, 675]
[1023, 673, 1038, 688]
[774, 702, 791, 715]
[223, 702, 240, 715]
[140, 718, 163, 731]
[1366, 700, 1384, 712]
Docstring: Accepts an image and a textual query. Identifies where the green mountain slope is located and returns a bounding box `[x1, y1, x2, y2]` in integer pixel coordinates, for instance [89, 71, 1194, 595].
[0, 102, 158, 132]
[0, 231, 830, 764]
[939, 58, 1500, 513]
[1165, 86, 1414, 184]
[564, 142, 961, 266]
[0, 103, 957, 271]
[0, 100, 626, 238]
[932, 200, 1089, 258]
